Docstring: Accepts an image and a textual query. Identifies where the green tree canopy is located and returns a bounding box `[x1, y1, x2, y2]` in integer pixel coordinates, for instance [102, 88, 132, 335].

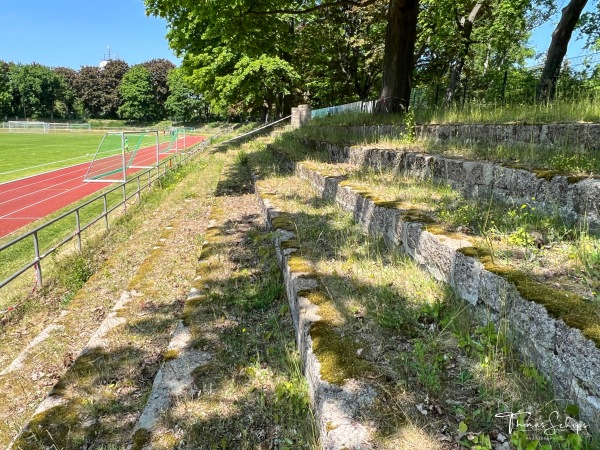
[9, 63, 63, 119]
[141, 58, 176, 117]
[165, 67, 208, 122]
[0, 61, 12, 118]
[118, 65, 158, 121]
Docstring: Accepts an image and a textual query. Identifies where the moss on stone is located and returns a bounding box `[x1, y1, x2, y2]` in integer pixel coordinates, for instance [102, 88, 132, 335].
[310, 320, 371, 385]
[373, 199, 405, 209]
[163, 349, 180, 362]
[338, 181, 383, 203]
[195, 262, 212, 279]
[566, 175, 591, 184]
[458, 246, 600, 347]
[272, 215, 297, 233]
[11, 399, 89, 449]
[204, 226, 223, 240]
[532, 169, 562, 181]
[457, 246, 492, 260]
[298, 288, 344, 325]
[288, 255, 316, 276]
[401, 208, 436, 224]
[426, 224, 472, 242]
[280, 239, 300, 250]
[183, 297, 205, 327]
[131, 428, 152, 450]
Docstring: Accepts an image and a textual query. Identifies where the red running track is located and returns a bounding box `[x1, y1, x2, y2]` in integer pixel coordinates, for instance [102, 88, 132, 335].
[0, 136, 205, 239]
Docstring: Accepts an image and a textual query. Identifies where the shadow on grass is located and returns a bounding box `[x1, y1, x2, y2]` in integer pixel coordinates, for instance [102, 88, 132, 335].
[13, 344, 158, 449]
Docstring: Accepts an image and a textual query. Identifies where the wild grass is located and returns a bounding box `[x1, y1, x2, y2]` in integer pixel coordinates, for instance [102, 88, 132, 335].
[417, 97, 600, 124]
[4, 151, 224, 449]
[291, 122, 600, 177]
[144, 147, 317, 449]
[247, 142, 599, 448]
[308, 96, 600, 126]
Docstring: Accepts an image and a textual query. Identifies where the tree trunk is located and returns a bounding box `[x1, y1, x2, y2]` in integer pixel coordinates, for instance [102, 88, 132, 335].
[445, 1, 484, 106]
[537, 0, 588, 102]
[445, 59, 466, 106]
[376, 0, 419, 114]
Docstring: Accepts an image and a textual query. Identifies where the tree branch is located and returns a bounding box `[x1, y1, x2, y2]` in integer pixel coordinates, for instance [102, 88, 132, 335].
[245, 0, 381, 16]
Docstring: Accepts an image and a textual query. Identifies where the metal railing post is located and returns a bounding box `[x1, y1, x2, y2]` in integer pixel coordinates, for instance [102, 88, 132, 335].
[75, 209, 82, 253]
[103, 195, 109, 231]
[32, 231, 43, 288]
[122, 184, 127, 212]
[137, 176, 141, 203]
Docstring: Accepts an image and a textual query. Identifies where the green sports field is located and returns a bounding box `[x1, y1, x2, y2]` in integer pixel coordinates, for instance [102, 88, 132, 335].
[0, 133, 103, 183]
[0, 132, 179, 184]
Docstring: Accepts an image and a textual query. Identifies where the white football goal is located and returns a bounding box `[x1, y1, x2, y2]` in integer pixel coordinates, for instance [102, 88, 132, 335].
[84, 131, 160, 183]
[7, 121, 49, 133]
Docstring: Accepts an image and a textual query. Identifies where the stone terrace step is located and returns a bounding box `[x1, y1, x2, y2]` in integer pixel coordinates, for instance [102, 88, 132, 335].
[254, 179, 377, 450]
[318, 122, 600, 151]
[299, 137, 600, 231]
[269, 145, 600, 434]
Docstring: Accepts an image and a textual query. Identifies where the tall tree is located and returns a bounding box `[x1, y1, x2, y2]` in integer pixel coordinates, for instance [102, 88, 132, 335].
[54, 67, 78, 118]
[119, 65, 158, 121]
[75, 66, 103, 117]
[100, 60, 129, 117]
[165, 67, 208, 122]
[217, 54, 299, 120]
[537, 0, 588, 101]
[141, 58, 176, 117]
[443, 1, 484, 105]
[294, 3, 386, 105]
[144, 0, 419, 114]
[376, 0, 419, 112]
[0, 61, 12, 118]
[9, 63, 63, 119]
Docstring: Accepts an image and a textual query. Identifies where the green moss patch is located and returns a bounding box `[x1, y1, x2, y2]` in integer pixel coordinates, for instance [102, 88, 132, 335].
[298, 288, 344, 326]
[163, 349, 180, 362]
[310, 321, 371, 385]
[531, 168, 563, 181]
[12, 399, 90, 449]
[373, 199, 406, 209]
[130, 428, 152, 450]
[401, 208, 436, 224]
[271, 214, 297, 233]
[426, 224, 472, 242]
[458, 246, 600, 347]
[287, 255, 316, 276]
[280, 239, 300, 251]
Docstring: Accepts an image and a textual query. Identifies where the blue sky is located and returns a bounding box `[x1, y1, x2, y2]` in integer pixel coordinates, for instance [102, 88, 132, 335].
[0, 0, 179, 69]
[528, 2, 595, 66]
[0, 1, 596, 71]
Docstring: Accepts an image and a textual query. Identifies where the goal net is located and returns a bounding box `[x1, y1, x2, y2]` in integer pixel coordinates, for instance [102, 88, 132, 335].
[8, 121, 49, 133]
[158, 127, 187, 154]
[83, 131, 159, 183]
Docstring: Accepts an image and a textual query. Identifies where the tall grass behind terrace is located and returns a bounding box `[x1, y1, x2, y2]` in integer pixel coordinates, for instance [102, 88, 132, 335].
[307, 94, 600, 127]
[417, 95, 600, 124]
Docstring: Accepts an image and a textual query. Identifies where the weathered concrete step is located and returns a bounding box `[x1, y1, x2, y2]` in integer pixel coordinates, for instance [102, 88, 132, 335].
[253, 177, 377, 450]
[315, 122, 600, 151]
[297, 137, 600, 231]
[272, 150, 600, 434]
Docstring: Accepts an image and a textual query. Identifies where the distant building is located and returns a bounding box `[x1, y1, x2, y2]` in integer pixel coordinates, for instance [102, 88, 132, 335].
[99, 46, 115, 69]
